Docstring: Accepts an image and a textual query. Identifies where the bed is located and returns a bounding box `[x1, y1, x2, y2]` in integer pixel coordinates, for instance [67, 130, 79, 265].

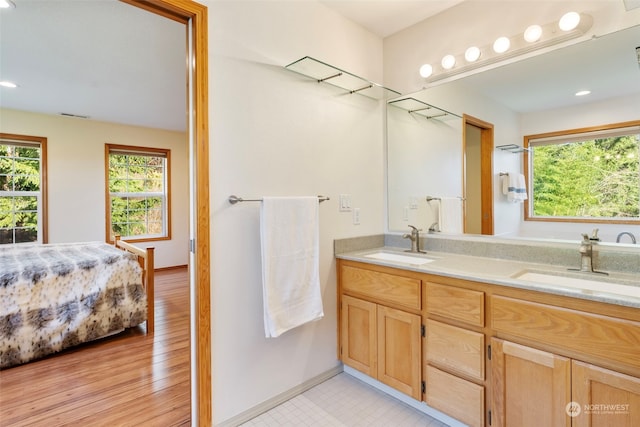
[0, 237, 154, 369]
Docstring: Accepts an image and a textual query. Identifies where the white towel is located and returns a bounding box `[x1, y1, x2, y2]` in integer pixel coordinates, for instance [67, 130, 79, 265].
[502, 173, 528, 203]
[438, 198, 463, 234]
[260, 197, 324, 338]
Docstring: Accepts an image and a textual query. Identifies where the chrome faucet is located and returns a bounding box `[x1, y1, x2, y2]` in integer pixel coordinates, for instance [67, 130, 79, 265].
[616, 232, 637, 244]
[569, 233, 608, 275]
[402, 225, 425, 253]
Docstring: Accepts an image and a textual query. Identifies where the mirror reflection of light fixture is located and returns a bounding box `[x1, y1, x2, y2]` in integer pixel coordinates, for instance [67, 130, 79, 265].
[441, 54, 456, 70]
[493, 36, 511, 53]
[419, 63, 433, 78]
[0, 81, 17, 88]
[559, 11, 581, 31]
[0, 0, 15, 8]
[465, 46, 481, 62]
[575, 90, 591, 96]
[524, 24, 542, 42]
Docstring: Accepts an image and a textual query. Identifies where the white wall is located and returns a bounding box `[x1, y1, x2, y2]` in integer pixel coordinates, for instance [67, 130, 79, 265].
[207, 1, 385, 423]
[0, 108, 189, 268]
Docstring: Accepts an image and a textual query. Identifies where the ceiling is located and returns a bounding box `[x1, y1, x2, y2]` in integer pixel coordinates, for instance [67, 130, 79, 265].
[0, 1, 638, 130]
[0, 1, 186, 131]
[319, 0, 463, 38]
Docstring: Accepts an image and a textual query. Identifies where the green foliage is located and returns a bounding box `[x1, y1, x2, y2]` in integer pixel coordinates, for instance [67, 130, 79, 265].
[109, 153, 165, 238]
[0, 144, 41, 243]
[532, 135, 640, 218]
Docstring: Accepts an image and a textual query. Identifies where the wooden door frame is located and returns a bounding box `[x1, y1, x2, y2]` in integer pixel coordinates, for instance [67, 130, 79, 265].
[122, 1, 211, 425]
[462, 114, 494, 235]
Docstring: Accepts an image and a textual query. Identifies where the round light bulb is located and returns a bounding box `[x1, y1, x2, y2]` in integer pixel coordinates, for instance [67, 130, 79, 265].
[559, 12, 580, 31]
[464, 46, 481, 62]
[441, 54, 456, 70]
[419, 64, 433, 78]
[493, 36, 511, 53]
[524, 24, 542, 42]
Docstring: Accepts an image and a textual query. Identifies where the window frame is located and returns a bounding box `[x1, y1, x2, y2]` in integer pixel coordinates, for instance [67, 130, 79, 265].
[523, 120, 640, 225]
[0, 133, 48, 244]
[105, 143, 171, 243]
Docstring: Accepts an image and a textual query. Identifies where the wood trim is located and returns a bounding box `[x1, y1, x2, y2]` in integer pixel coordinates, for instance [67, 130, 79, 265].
[121, 1, 211, 426]
[105, 143, 172, 243]
[462, 114, 494, 235]
[0, 132, 49, 243]
[524, 119, 640, 224]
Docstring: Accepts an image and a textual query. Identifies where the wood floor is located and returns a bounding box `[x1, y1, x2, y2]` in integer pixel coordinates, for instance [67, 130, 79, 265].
[0, 268, 191, 427]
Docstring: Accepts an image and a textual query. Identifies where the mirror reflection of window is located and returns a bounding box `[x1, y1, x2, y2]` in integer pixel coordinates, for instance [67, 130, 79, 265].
[525, 121, 640, 223]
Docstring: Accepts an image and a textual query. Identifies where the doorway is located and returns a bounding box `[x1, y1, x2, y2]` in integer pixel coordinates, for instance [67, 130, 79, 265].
[463, 114, 494, 235]
[124, 0, 211, 425]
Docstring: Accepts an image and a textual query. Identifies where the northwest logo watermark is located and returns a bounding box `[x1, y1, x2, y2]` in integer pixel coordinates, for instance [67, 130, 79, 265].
[566, 401, 630, 417]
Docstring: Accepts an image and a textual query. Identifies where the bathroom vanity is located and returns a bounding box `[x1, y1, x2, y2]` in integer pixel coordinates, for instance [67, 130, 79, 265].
[336, 243, 640, 427]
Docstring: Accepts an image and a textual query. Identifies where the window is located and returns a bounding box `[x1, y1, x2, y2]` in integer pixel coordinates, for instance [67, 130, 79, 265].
[0, 134, 48, 245]
[106, 144, 171, 242]
[524, 121, 640, 223]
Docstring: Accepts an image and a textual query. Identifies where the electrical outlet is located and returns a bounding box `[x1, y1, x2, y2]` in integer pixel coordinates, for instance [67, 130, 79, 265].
[353, 208, 360, 225]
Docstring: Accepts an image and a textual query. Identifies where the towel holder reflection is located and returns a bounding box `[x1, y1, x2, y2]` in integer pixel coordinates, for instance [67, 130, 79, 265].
[229, 195, 330, 205]
[426, 196, 466, 202]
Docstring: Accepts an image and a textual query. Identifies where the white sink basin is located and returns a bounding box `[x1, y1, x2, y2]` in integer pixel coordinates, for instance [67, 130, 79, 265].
[364, 251, 435, 265]
[513, 271, 640, 299]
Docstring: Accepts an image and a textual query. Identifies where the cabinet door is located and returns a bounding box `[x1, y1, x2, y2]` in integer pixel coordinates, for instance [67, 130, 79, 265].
[341, 295, 377, 376]
[572, 360, 640, 427]
[491, 338, 571, 427]
[377, 305, 422, 400]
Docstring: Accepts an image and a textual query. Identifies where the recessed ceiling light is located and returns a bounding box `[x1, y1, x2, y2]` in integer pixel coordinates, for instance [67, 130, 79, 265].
[419, 64, 433, 78]
[493, 36, 511, 53]
[0, 81, 17, 88]
[575, 90, 591, 96]
[524, 25, 543, 42]
[559, 12, 581, 31]
[441, 54, 456, 70]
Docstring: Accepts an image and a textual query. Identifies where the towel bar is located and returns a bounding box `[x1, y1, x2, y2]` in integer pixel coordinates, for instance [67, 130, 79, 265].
[229, 195, 330, 205]
[426, 196, 466, 202]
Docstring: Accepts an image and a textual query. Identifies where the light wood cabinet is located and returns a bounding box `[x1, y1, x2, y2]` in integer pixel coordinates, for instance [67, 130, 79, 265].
[572, 360, 640, 427]
[339, 262, 422, 400]
[341, 295, 377, 377]
[491, 338, 571, 427]
[337, 258, 640, 427]
[377, 305, 422, 399]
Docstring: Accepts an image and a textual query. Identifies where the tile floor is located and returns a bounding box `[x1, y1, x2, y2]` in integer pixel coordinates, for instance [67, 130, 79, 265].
[241, 373, 450, 427]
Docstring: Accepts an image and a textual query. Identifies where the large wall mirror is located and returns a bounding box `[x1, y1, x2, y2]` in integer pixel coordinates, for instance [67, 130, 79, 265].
[387, 24, 640, 245]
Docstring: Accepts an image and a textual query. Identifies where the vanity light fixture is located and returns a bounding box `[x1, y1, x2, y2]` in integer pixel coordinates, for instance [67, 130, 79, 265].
[0, 81, 17, 88]
[465, 46, 481, 62]
[575, 90, 591, 96]
[441, 54, 456, 70]
[419, 63, 433, 78]
[418, 11, 592, 83]
[524, 24, 543, 43]
[559, 11, 581, 31]
[493, 36, 511, 53]
[0, 0, 15, 8]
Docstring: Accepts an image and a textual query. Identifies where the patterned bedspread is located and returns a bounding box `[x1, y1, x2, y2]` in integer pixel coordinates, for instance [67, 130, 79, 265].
[0, 242, 147, 368]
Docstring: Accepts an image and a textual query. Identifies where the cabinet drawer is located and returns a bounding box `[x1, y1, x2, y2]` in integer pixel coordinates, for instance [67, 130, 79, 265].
[426, 319, 485, 382]
[426, 365, 485, 427]
[492, 295, 640, 370]
[341, 265, 421, 311]
[427, 282, 484, 326]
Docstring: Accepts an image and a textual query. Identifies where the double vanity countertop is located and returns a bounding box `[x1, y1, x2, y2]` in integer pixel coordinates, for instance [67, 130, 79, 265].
[336, 245, 640, 309]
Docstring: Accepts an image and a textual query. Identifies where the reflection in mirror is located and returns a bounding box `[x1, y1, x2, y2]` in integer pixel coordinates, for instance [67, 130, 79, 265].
[386, 24, 640, 245]
[386, 98, 462, 233]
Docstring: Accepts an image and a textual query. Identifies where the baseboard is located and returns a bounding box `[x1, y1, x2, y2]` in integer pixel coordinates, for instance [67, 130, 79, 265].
[343, 366, 466, 427]
[154, 264, 188, 272]
[216, 365, 344, 427]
